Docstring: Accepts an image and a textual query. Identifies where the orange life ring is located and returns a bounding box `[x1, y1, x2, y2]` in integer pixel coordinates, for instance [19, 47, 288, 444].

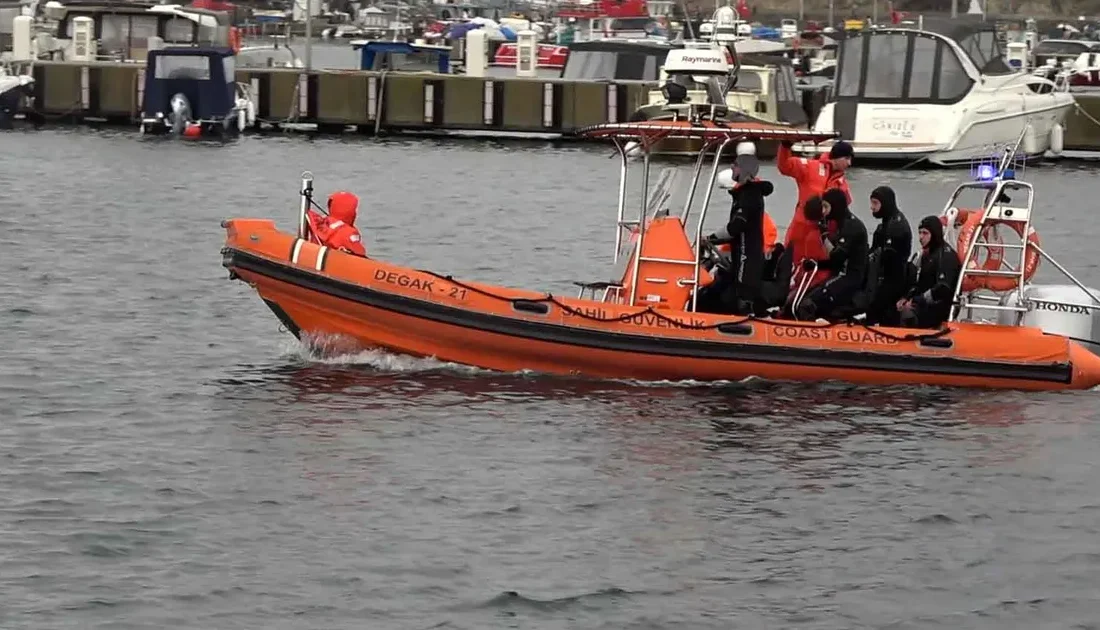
[941, 208, 1040, 293]
[229, 27, 242, 54]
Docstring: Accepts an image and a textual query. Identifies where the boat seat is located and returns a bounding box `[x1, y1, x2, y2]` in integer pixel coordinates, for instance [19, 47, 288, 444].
[618, 216, 714, 309]
[573, 281, 620, 290]
[574, 280, 623, 300]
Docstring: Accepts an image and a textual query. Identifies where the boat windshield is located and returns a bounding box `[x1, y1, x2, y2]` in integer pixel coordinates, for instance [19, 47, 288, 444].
[955, 28, 1013, 75]
[154, 54, 211, 80]
[834, 30, 975, 104]
[1033, 39, 1095, 56]
[366, 48, 445, 72]
[237, 46, 299, 68]
[562, 47, 667, 80]
[608, 17, 654, 32]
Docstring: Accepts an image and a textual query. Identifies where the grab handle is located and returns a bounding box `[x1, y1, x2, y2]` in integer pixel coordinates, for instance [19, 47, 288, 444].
[792, 261, 818, 320]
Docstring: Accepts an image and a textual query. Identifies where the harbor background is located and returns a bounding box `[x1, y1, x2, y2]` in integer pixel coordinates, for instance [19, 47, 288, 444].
[2, 128, 1099, 628]
[19, 38, 1100, 152]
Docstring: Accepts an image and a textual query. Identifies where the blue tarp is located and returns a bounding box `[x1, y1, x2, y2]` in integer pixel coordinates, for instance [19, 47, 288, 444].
[444, 22, 482, 38]
[752, 26, 782, 40]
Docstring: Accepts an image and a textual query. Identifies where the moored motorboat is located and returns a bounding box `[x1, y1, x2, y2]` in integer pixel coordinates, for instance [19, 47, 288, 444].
[221, 116, 1100, 391]
[0, 71, 34, 129]
[795, 17, 1074, 165]
[139, 47, 256, 138]
[625, 45, 809, 158]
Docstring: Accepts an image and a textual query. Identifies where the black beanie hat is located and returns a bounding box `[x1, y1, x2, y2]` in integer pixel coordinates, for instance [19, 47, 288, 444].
[829, 141, 854, 159]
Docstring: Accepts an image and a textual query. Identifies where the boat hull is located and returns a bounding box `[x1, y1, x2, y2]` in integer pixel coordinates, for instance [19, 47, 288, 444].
[796, 93, 1074, 165]
[222, 219, 1100, 391]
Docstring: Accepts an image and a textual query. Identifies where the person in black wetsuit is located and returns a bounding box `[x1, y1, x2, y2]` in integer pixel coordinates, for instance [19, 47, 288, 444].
[862, 186, 912, 326]
[698, 153, 775, 315]
[898, 216, 962, 329]
[794, 187, 869, 321]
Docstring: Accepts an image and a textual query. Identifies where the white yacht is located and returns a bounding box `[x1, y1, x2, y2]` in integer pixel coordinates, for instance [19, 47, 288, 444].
[796, 17, 1073, 165]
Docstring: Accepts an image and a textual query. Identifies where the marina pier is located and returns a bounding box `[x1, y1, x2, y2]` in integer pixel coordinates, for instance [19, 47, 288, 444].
[26, 60, 656, 135]
[19, 59, 1100, 152]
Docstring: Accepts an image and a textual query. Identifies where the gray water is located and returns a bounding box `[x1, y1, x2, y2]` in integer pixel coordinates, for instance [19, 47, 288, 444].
[3, 127, 1100, 629]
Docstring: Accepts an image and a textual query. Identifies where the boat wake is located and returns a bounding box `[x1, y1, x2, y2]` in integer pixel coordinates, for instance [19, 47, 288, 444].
[279, 335, 492, 376]
[279, 335, 769, 391]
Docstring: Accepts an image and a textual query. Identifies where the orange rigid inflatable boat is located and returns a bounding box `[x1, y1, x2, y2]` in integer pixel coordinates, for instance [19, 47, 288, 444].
[221, 118, 1100, 391]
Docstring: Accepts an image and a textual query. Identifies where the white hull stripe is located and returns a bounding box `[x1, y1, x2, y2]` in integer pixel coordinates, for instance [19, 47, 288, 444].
[291, 238, 305, 264]
[316, 246, 328, 272]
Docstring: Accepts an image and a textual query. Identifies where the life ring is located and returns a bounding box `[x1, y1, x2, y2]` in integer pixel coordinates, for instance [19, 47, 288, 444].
[941, 208, 1040, 293]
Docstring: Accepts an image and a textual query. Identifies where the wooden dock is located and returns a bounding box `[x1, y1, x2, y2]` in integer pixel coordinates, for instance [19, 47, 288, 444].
[21, 60, 1100, 152]
[27, 60, 655, 135]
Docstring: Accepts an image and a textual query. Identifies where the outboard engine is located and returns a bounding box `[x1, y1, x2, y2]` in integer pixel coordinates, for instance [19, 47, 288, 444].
[169, 92, 193, 135]
[1000, 284, 1100, 352]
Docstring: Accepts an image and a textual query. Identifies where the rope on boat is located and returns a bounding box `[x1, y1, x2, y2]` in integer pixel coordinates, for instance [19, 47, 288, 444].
[1074, 102, 1100, 133]
[416, 270, 953, 344]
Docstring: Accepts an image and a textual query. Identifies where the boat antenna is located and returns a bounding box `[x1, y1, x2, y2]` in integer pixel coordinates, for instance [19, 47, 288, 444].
[678, 0, 696, 40]
[997, 122, 1028, 177]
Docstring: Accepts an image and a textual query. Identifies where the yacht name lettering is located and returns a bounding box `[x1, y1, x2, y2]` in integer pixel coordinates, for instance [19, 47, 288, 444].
[626, 313, 706, 328]
[1032, 302, 1091, 314]
[872, 118, 916, 139]
[373, 270, 435, 292]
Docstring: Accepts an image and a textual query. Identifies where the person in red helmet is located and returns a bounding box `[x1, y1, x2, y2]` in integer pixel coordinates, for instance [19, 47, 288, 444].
[306, 191, 366, 257]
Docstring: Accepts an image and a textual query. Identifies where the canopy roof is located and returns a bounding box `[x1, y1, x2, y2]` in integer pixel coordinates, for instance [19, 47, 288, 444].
[573, 120, 838, 143]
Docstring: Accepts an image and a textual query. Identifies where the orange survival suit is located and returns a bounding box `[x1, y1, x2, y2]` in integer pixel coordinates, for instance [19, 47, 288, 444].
[307, 191, 366, 256]
[786, 195, 835, 310]
[776, 142, 852, 264]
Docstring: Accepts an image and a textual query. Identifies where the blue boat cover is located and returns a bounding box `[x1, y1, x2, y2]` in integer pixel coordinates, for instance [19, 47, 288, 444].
[142, 47, 236, 121]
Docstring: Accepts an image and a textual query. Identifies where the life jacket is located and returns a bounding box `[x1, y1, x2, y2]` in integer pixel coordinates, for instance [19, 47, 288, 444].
[763, 210, 778, 252]
[776, 143, 852, 251]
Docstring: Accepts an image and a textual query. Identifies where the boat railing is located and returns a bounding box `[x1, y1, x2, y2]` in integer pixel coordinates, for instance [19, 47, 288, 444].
[791, 263, 819, 319]
[946, 127, 1100, 324]
[946, 178, 1036, 323]
[575, 120, 836, 311]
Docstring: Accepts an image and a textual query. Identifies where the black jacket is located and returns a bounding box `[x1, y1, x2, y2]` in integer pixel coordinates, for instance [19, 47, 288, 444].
[908, 217, 962, 321]
[814, 188, 869, 286]
[725, 178, 774, 295]
[868, 186, 912, 296]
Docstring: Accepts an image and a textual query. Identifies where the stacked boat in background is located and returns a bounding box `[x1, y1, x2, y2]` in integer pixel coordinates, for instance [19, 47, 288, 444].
[797, 17, 1074, 165]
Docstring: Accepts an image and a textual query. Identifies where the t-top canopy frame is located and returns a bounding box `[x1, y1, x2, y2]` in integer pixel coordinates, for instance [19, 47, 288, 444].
[574, 120, 839, 145]
[582, 120, 837, 310]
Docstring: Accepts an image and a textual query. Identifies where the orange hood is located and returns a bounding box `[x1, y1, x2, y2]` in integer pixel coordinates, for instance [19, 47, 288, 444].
[328, 192, 359, 225]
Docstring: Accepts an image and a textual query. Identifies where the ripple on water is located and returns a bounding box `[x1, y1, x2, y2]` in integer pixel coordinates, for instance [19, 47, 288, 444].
[2, 128, 1100, 629]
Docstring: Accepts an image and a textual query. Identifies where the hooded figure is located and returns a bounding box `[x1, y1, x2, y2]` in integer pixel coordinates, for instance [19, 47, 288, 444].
[702, 154, 775, 314]
[794, 187, 869, 320]
[861, 186, 912, 325]
[307, 191, 367, 256]
[782, 195, 835, 314]
[899, 216, 961, 329]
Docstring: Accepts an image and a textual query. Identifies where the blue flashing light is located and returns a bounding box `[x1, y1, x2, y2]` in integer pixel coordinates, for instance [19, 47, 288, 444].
[973, 165, 1015, 182]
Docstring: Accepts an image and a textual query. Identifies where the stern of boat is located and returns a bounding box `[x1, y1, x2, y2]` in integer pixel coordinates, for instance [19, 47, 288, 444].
[792, 101, 953, 162]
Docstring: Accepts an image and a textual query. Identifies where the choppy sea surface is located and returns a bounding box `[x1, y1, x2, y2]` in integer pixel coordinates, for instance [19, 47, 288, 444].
[3, 127, 1100, 629]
